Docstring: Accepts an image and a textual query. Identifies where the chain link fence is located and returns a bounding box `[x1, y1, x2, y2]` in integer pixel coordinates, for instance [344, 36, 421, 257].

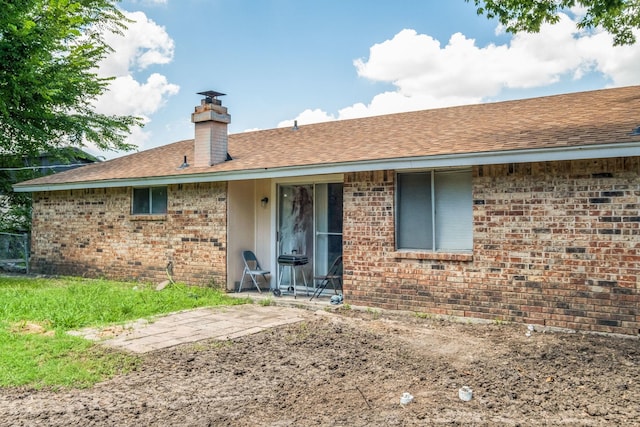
[0, 232, 29, 274]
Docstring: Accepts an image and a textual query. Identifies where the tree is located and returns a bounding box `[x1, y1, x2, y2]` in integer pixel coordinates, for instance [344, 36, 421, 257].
[0, 0, 142, 157]
[0, 149, 99, 232]
[467, 0, 640, 45]
[0, 159, 35, 233]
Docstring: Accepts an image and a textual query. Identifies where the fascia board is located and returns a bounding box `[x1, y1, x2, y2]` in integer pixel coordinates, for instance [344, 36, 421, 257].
[13, 142, 640, 192]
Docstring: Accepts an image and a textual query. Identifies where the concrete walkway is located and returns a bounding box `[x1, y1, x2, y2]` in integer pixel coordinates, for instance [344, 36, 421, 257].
[69, 304, 310, 354]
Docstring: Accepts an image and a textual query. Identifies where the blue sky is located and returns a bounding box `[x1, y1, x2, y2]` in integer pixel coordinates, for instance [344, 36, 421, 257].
[92, 0, 640, 158]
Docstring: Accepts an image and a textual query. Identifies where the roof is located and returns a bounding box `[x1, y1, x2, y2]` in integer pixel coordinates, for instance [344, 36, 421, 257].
[14, 85, 640, 192]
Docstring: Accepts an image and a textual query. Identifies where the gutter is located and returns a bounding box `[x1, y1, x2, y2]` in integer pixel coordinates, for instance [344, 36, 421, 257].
[13, 142, 640, 192]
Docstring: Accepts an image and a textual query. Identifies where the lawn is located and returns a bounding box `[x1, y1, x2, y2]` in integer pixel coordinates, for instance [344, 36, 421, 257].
[0, 276, 249, 389]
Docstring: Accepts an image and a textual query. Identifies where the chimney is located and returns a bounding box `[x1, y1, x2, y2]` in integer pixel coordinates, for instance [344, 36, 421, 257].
[191, 90, 231, 167]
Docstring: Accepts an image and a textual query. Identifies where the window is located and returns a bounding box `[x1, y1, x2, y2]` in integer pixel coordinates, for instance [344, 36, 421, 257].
[132, 187, 167, 215]
[396, 169, 472, 251]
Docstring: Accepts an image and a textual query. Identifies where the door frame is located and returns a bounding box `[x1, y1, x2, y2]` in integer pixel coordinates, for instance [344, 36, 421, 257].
[272, 175, 343, 291]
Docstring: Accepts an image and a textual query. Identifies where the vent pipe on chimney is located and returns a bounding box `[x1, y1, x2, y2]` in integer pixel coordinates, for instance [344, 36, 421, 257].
[191, 90, 231, 167]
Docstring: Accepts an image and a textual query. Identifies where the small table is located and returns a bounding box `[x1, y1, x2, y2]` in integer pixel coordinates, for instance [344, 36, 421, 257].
[276, 254, 309, 298]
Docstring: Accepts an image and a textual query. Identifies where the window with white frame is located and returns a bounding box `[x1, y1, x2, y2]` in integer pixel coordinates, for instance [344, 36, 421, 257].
[396, 169, 472, 251]
[132, 187, 168, 215]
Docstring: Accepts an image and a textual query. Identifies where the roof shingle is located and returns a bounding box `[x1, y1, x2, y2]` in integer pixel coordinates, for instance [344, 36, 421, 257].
[15, 86, 640, 188]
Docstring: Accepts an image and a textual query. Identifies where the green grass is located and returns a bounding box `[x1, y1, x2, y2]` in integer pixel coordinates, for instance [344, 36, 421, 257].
[258, 296, 274, 306]
[0, 276, 249, 389]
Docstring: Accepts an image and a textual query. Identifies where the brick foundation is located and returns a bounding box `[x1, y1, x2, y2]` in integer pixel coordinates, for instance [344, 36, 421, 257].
[343, 158, 640, 335]
[30, 182, 227, 287]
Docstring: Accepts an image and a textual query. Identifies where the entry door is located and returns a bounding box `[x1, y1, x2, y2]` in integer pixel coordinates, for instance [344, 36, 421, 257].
[278, 185, 314, 288]
[277, 183, 343, 290]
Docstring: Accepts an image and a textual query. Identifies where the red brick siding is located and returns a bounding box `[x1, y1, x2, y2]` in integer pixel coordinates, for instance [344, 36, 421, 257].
[30, 182, 227, 287]
[343, 158, 640, 335]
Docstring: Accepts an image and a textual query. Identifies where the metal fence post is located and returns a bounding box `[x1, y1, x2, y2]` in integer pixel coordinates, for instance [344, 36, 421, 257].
[22, 232, 29, 275]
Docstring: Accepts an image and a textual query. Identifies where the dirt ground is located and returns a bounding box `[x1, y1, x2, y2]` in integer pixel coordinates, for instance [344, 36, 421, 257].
[1, 308, 638, 426]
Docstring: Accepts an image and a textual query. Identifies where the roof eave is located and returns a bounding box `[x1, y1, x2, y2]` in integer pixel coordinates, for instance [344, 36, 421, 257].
[13, 142, 640, 192]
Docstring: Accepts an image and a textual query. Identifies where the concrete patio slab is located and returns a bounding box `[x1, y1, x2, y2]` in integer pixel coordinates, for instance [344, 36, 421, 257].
[70, 304, 311, 354]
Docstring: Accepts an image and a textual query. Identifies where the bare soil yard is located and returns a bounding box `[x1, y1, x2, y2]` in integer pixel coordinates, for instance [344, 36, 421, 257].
[1, 308, 638, 426]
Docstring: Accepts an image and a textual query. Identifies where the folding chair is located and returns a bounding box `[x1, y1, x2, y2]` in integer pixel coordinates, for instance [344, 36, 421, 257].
[310, 255, 342, 301]
[239, 250, 270, 293]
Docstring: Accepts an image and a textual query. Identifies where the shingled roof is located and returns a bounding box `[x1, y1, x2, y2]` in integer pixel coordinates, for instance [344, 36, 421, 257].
[14, 85, 640, 191]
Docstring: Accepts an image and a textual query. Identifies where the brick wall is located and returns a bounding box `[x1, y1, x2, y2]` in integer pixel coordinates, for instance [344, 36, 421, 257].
[343, 158, 640, 335]
[30, 182, 227, 287]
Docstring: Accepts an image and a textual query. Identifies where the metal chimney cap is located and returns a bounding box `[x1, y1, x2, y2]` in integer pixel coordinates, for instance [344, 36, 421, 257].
[197, 90, 226, 98]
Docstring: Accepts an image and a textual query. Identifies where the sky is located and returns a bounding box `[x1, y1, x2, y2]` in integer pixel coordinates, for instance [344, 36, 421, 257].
[91, 0, 640, 158]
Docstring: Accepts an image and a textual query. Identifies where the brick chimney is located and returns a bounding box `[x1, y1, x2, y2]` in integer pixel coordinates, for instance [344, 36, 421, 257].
[191, 91, 231, 167]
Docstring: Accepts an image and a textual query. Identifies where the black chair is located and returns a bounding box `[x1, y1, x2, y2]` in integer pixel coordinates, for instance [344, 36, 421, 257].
[239, 250, 270, 293]
[310, 255, 342, 301]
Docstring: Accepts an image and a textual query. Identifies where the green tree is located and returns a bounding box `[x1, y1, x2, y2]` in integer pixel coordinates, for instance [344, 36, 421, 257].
[467, 0, 640, 45]
[1, 154, 36, 233]
[0, 0, 142, 157]
[1, 149, 97, 232]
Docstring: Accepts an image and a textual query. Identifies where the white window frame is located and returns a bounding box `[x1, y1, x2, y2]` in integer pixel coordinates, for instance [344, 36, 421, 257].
[395, 169, 472, 252]
[131, 186, 168, 215]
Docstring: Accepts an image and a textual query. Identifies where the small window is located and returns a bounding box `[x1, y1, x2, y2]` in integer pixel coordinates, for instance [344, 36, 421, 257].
[396, 170, 472, 251]
[132, 187, 167, 215]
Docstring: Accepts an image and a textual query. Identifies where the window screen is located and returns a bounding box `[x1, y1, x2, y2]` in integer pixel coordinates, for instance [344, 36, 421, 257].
[396, 170, 472, 251]
[434, 170, 472, 250]
[397, 173, 433, 249]
[132, 187, 167, 215]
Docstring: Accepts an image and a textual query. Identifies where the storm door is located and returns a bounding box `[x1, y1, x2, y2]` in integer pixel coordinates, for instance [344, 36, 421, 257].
[277, 183, 343, 292]
[314, 183, 343, 282]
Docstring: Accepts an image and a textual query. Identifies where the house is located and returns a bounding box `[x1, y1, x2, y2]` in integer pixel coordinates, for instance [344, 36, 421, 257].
[14, 87, 640, 335]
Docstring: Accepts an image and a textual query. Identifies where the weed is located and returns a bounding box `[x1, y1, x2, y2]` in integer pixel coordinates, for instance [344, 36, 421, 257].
[206, 277, 218, 289]
[366, 307, 381, 319]
[295, 321, 311, 340]
[414, 312, 432, 320]
[259, 297, 274, 307]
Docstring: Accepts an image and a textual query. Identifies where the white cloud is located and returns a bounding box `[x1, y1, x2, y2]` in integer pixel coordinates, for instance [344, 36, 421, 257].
[98, 11, 174, 77]
[93, 73, 179, 116]
[286, 13, 640, 125]
[277, 109, 336, 128]
[340, 91, 482, 119]
[90, 10, 179, 155]
[582, 33, 640, 86]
